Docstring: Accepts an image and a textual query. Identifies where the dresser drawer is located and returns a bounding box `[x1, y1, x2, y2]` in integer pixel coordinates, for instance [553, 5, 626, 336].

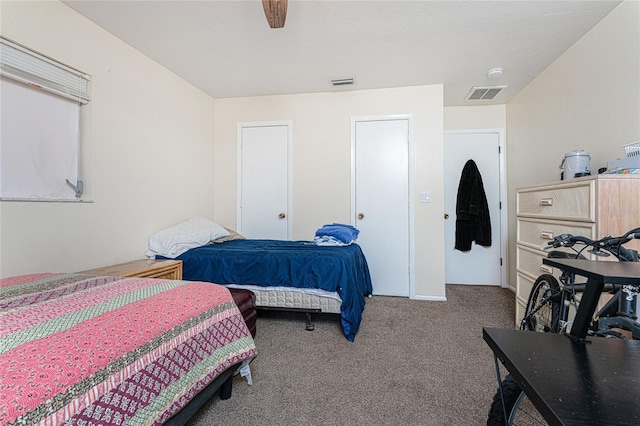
[515, 299, 527, 328]
[517, 180, 595, 221]
[517, 245, 555, 278]
[516, 272, 535, 306]
[517, 218, 595, 250]
[139, 268, 182, 280]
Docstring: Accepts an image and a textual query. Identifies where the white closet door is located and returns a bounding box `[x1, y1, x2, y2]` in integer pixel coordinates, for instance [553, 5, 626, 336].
[238, 123, 290, 239]
[354, 118, 410, 297]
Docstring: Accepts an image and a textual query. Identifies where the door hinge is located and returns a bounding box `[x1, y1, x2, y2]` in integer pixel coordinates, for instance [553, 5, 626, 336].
[498, 146, 501, 154]
[500, 258, 503, 266]
[499, 201, 502, 209]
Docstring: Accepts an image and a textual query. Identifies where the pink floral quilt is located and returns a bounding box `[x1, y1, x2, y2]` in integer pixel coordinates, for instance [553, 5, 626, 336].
[0, 273, 257, 425]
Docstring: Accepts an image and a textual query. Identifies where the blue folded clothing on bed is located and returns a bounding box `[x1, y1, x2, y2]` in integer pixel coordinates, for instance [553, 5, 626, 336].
[315, 223, 360, 244]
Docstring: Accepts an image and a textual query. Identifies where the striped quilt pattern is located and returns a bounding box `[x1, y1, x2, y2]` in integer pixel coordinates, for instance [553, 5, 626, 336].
[0, 273, 257, 425]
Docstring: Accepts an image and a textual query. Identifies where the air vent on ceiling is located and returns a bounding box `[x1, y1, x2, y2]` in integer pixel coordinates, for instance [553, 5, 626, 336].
[330, 77, 355, 86]
[465, 86, 507, 101]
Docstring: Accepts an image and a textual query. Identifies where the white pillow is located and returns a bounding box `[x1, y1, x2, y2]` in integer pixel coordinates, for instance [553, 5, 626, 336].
[145, 217, 230, 258]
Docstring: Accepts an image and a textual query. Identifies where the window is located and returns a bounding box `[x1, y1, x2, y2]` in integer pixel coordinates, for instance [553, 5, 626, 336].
[0, 37, 90, 201]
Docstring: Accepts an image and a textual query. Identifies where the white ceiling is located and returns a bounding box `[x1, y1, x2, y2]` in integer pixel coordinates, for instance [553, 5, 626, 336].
[62, 0, 621, 106]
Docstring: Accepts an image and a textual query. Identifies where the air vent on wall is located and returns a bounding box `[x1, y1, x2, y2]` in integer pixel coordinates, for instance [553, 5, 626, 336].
[330, 77, 355, 86]
[465, 86, 507, 101]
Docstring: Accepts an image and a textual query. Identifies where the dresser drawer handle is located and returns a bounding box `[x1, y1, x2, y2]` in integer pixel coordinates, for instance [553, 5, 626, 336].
[540, 265, 553, 274]
[540, 231, 554, 240]
[539, 198, 553, 206]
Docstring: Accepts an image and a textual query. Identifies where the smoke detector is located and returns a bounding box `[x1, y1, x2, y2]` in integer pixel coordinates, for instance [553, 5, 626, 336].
[465, 86, 507, 101]
[488, 67, 504, 79]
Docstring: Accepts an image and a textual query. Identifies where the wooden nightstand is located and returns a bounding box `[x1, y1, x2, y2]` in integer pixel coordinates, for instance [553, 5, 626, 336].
[79, 259, 183, 280]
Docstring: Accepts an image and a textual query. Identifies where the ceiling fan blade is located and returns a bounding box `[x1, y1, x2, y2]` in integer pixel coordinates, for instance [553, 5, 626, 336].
[262, 0, 287, 29]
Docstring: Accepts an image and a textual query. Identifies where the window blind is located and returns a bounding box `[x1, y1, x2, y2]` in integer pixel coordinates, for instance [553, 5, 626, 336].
[0, 37, 90, 104]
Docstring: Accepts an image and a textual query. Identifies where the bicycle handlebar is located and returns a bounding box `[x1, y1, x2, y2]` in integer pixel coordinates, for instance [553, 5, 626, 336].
[541, 227, 640, 262]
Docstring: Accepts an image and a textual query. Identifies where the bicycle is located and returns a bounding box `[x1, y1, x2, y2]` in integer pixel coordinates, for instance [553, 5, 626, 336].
[487, 227, 640, 425]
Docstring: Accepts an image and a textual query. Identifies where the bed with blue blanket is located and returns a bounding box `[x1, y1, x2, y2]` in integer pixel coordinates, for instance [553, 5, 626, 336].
[160, 239, 372, 341]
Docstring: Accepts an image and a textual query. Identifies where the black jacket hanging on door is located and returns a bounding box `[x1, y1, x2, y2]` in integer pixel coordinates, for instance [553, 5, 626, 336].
[455, 159, 491, 251]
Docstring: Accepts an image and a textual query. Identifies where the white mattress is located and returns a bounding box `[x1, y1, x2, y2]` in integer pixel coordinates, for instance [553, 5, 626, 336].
[225, 284, 342, 314]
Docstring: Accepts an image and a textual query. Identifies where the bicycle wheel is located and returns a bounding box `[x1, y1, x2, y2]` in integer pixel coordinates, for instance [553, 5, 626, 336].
[521, 274, 561, 333]
[487, 375, 547, 425]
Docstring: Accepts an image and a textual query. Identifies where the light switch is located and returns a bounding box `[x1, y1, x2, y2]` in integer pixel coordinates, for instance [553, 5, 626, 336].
[419, 192, 431, 203]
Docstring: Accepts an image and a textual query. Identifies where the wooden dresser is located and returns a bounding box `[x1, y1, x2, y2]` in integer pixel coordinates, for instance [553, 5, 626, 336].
[515, 174, 640, 324]
[80, 259, 183, 280]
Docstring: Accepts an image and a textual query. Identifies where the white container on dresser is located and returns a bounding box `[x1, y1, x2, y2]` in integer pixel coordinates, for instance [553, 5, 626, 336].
[515, 174, 640, 326]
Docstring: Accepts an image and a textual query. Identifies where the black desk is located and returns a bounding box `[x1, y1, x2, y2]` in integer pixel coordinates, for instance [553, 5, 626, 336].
[484, 327, 640, 425]
[485, 260, 640, 425]
[541, 258, 640, 285]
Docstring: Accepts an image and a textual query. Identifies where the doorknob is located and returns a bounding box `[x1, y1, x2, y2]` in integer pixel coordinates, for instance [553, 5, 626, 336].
[444, 213, 449, 219]
[358, 213, 364, 220]
[279, 213, 286, 219]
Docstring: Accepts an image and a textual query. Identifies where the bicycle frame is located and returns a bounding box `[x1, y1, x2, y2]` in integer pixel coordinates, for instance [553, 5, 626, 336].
[555, 270, 640, 339]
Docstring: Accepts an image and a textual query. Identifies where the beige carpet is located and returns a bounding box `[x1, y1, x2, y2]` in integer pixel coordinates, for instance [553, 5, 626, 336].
[187, 285, 515, 426]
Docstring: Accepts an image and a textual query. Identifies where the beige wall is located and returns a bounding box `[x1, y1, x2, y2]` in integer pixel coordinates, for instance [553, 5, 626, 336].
[0, 1, 217, 277]
[444, 105, 506, 131]
[506, 0, 640, 285]
[214, 86, 446, 298]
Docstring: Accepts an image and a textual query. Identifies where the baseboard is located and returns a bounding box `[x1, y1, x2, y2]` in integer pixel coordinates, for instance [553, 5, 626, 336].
[411, 295, 447, 301]
[503, 284, 516, 293]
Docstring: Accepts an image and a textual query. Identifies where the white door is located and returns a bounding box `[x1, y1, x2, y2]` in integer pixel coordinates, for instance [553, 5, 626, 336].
[353, 117, 411, 297]
[444, 130, 503, 285]
[238, 122, 291, 239]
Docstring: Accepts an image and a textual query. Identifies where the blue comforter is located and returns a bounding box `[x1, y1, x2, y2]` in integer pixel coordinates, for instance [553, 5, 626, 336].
[162, 239, 373, 341]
